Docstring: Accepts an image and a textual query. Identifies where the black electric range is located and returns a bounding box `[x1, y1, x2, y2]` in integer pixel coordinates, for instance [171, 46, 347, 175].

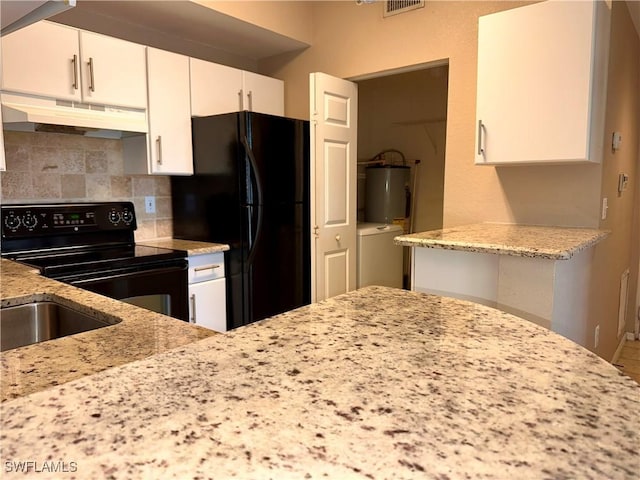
[1, 202, 189, 321]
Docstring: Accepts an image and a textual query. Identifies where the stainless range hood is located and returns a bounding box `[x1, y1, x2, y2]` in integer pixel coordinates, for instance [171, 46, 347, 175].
[1, 0, 76, 36]
[1, 93, 148, 139]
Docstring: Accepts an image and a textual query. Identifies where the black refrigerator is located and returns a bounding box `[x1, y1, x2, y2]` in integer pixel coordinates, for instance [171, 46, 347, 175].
[171, 111, 311, 330]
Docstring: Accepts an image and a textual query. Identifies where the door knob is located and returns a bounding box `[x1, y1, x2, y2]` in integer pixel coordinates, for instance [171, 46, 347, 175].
[335, 234, 341, 242]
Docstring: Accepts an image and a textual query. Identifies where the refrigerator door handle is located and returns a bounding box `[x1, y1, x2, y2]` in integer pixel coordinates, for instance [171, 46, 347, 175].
[241, 135, 264, 268]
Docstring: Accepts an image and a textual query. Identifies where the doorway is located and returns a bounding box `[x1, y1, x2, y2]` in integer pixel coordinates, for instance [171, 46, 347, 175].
[355, 64, 448, 231]
[354, 63, 449, 287]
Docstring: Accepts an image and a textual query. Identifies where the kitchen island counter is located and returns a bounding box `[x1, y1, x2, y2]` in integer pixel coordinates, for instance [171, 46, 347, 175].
[395, 223, 610, 345]
[394, 222, 609, 260]
[0, 259, 215, 402]
[1, 286, 638, 479]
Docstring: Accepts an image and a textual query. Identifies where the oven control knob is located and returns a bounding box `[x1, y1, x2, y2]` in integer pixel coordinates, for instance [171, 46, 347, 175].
[22, 213, 38, 230]
[121, 210, 134, 225]
[4, 213, 21, 230]
[108, 210, 121, 225]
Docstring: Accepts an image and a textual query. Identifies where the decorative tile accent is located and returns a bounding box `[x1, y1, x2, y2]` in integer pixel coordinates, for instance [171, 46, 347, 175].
[110, 176, 132, 198]
[32, 173, 61, 199]
[1, 131, 173, 240]
[60, 174, 86, 199]
[85, 150, 109, 173]
[0, 171, 33, 199]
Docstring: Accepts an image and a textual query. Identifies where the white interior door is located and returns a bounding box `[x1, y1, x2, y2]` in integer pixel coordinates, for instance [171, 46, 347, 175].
[310, 72, 358, 302]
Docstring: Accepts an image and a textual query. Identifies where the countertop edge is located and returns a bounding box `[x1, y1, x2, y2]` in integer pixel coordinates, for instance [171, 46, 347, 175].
[395, 224, 610, 260]
[137, 238, 230, 255]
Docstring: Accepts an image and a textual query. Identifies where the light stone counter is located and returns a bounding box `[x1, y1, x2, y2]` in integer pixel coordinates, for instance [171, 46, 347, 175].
[138, 238, 229, 256]
[395, 224, 610, 345]
[394, 223, 609, 260]
[1, 286, 638, 479]
[0, 259, 215, 402]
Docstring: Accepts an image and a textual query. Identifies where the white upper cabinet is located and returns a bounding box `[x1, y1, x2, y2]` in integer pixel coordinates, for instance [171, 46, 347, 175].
[1, 21, 147, 109]
[146, 48, 193, 175]
[190, 57, 284, 117]
[78, 30, 147, 109]
[190, 59, 243, 116]
[1, 21, 82, 102]
[123, 48, 193, 175]
[242, 70, 284, 116]
[475, 0, 610, 166]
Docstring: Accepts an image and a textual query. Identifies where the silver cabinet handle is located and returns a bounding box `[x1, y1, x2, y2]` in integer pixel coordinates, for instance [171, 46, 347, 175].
[239, 89, 244, 110]
[194, 264, 220, 272]
[190, 293, 196, 323]
[88, 57, 95, 92]
[71, 55, 79, 90]
[247, 90, 253, 111]
[477, 120, 485, 156]
[156, 136, 162, 165]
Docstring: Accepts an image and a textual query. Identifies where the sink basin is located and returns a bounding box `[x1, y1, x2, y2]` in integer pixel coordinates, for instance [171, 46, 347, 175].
[0, 301, 120, 352]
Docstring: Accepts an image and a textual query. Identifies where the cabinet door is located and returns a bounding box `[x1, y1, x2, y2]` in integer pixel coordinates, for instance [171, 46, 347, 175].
[189, 278, 227, 332]
[190, 58, 243, 116]
[79, 31, 147, 109]
[475, 1, 603, 165]
[1, 21, 81, 102]
[146, 48, 193, 175]
[242, 71, 284, 116]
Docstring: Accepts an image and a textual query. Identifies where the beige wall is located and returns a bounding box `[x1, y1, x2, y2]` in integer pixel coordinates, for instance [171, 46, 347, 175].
[590, 0, 640, 357]
[0, 131, 173, 241]
[261, 0, 605, 228]
[259, 0, 640, 359]
[197, 0, 314, 46]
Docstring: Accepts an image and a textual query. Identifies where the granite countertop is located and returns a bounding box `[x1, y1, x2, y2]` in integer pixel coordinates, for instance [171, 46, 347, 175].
[0, 259, 216, 402]
[138, 238, 229, 256]
[1, 286, 638, 479]
[394, 223, 609, 260]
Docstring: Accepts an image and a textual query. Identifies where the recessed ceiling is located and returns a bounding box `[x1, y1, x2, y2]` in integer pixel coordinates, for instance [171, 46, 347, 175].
[51, 1, 309, 68]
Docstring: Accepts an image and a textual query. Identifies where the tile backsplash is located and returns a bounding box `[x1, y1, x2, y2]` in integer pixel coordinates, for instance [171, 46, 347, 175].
[1, 131, 173, 241]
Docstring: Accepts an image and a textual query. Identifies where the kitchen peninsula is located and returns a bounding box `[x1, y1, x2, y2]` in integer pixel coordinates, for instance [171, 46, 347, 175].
[1, 269, 638, 478]
[0, 259, 215, 402]
[395, 223, 609, 347]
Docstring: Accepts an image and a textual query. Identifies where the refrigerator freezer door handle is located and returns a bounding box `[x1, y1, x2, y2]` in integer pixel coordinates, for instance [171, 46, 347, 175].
[241, 135, 264, 269]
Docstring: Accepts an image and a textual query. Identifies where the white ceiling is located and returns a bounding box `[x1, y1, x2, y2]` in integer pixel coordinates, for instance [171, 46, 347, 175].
[9, 1, 640, 68]
[50, 1, 309, 69]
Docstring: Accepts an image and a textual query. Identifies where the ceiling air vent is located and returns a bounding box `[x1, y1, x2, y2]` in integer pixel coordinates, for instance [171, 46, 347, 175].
[384, 0, 425, 17]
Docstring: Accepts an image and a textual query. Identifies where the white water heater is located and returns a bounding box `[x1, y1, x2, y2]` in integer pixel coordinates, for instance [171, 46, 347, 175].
[364, 165, 410, 224]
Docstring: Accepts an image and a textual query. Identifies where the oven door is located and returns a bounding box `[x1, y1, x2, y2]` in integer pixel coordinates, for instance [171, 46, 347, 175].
[55, 261, 189, 322]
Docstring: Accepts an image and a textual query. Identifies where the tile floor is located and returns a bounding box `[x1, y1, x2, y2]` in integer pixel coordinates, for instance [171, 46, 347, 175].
[615, 340, 640, 384]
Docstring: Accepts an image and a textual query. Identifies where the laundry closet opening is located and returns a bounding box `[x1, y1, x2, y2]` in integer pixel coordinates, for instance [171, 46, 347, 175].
[353, 62, 449, 289]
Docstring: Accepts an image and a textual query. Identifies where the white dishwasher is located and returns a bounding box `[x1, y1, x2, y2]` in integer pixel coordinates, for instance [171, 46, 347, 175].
[188, 252, 227, 332]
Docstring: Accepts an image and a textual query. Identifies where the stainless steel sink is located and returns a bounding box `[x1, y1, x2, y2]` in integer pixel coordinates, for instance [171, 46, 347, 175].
[0, 301, 120, 352]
